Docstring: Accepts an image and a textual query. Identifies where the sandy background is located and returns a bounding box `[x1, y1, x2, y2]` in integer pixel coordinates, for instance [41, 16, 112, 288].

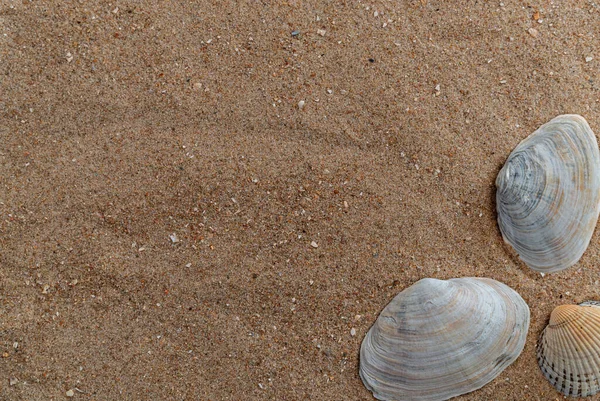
[2, 0, 600, 400]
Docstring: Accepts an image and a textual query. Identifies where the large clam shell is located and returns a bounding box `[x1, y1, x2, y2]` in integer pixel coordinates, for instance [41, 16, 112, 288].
[537, 301, 600, 397]
[496, 114, 600, 273]
[359, 277, 530, 401]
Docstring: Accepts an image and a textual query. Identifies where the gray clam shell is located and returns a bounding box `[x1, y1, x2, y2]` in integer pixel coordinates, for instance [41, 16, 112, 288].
[496, 114, 600, 273]
[359, 277, 530, 401]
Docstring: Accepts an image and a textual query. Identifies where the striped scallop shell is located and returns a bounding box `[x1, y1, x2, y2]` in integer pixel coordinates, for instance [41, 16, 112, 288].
[359, 278, 530, 401]
[496, 114, 600, 273]
[537, 301, 600, 397]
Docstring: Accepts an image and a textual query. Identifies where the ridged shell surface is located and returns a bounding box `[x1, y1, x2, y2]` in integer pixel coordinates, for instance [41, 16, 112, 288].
[537, 301, 600, 397]
[359, 277, 530, 401]
[496, 114, 600, 273]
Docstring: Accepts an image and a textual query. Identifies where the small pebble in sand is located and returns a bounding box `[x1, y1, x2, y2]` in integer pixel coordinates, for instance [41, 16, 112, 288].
[327, 88, 333, 94]
[586, 56, 593, 62]
[258, 383, 265, 389]
[310, 241, 318, 248]
[528, 28, 539, 38]
[291, 30, 300, 37]
[169, 233, 179, 243]
[298, 100, 305, 110]
[317, 29, 326, 36]
[66, 389, 75, 397]
[350, 328, 356, 336]
[66, 52, 73, 63]
[9, 378, 17, 386]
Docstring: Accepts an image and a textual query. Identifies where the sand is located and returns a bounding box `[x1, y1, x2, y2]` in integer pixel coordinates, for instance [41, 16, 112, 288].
[2, 0, 600, 400]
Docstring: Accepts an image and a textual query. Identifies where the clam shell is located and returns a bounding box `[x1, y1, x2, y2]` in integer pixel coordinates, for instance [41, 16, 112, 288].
[359, 277, 530, 401]
[496, 114, 600, 273]
[537, 302, 600, 397]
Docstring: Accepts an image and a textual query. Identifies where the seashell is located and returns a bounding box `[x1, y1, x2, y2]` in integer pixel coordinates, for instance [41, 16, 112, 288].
[495, 114, 600, 273]
[537, 301, 600, 397]
[359, 277, 530, 401]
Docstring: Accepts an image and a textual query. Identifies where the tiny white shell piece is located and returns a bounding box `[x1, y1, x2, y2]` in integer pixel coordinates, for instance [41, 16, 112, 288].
[496, 115, 600, 273]
[537, 302, 600, 397]
[359, 277, 530, 401]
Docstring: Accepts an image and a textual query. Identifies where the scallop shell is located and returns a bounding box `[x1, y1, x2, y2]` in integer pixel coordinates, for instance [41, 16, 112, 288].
[359, 277, 530, 401]
[496, 114, 600, 273]
[537, 301, 600, 397]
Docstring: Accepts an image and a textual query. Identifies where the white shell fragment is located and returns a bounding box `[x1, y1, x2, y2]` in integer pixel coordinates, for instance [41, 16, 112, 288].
[359, 278, 530, 401]
[496, 115, 600, 273]
[537, 301, 600, 397]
